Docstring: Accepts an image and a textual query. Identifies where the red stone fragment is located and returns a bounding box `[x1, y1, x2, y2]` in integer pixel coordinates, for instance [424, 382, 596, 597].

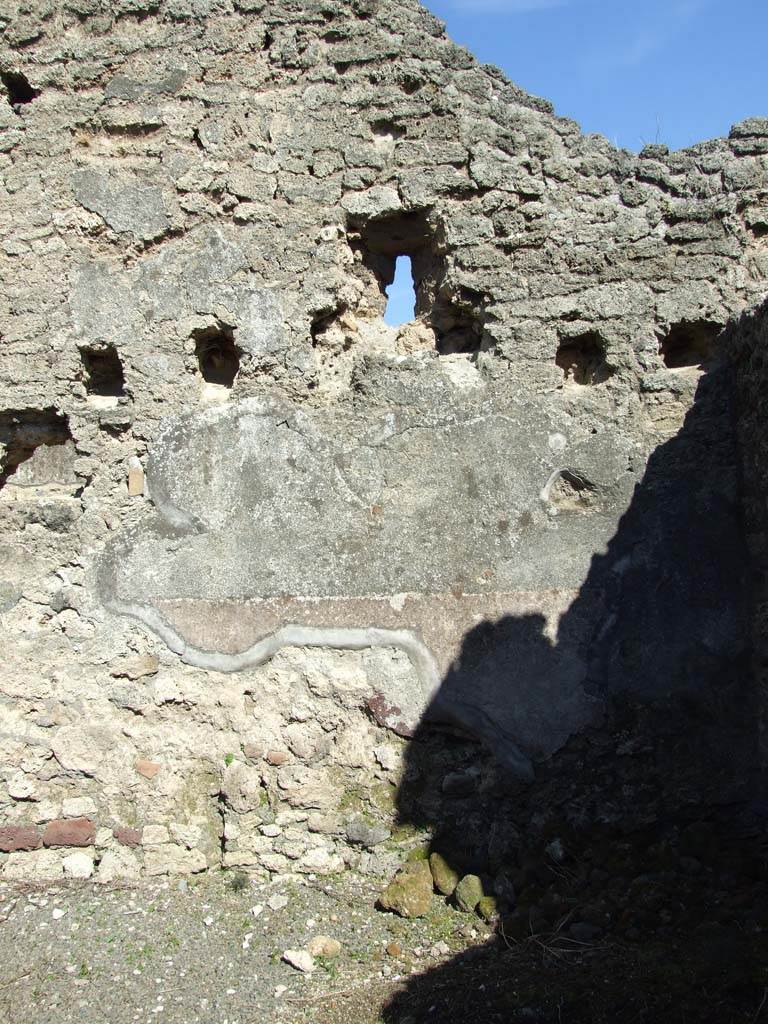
[366, 692, 414, 738]
[135, 759, 161, 780]
[113, 826, 142, 848]
[0, 825, 42, 852]
[42, 817, 95, 848]
[265, 750, 290, 766]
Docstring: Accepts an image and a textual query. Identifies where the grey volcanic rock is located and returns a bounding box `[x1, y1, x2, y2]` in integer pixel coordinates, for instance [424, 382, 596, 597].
[72, 169, 171, 242]
[454, 873, 484, 913]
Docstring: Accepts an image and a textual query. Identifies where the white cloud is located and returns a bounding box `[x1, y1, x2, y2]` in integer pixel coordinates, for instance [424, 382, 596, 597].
[446, 0, 568, 12]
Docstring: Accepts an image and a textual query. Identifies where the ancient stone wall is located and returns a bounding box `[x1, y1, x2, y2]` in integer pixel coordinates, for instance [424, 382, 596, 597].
[0, 0, 767, 882]
[725, 299, 768, 766]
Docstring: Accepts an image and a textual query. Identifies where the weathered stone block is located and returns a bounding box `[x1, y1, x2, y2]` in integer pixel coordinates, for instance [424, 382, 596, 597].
[3, 850, 64, 881]
[111, 654, 158, 680]
[62, 850, 95, 879]
[454, 874, 485, 913]
[72, 168, 170, 241]
[378, 859, 434, 919]
[62, 797, 97, 818]
[298, 846, 345, 875]
[265, 750, 291, 766]
[221, 763, 265, 813]
[429, 852, 459, 897]
[141, 824, 170, 845]
[7, 774, 35, 801]
[477, 895, 499, 923]
[51, 727, 107, 776]
[341, 186, 401, 219]
[144, 845, 207, 876]
[97, 848, 141, 883]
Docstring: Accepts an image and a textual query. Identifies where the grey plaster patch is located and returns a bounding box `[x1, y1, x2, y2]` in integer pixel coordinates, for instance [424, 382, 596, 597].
[72, 169, 170, 241]
[104, 69, 187, 100]
[9, 440, 78, 488]
[99, 391, 633, 768]
[70, 263, 142, 350]
[71, 227, 284, 359]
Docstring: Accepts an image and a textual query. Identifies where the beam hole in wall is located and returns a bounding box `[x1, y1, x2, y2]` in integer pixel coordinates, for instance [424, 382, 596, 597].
[432, 286, 486, 355]
[192, 324, 241, 388]
[0, 408, 71, 489]
[310, 306, 353, 351]
[399, 73, 424, 95]
[1, 71, 39, 108]
[80, 345, 126, 398]
[371, 119, 405, 141]
[659, 319, 722, 370]
[556, 331, 612, 385]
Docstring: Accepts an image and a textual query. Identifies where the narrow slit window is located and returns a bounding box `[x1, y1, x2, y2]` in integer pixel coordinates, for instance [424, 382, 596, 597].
[384, 256, 416, 327]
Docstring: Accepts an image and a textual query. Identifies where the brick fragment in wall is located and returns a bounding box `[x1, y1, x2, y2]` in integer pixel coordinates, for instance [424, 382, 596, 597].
[265, 751, 291, 766]
[0, 826, 42, 853]
[42, 818, 96, 848]
[113, 827, 143, 848]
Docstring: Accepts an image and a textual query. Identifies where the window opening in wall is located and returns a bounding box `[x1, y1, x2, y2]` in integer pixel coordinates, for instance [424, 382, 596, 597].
[81, 345, 126, 397]
[556, 331, 612, 386]
[192, 325, 240, 388]
[384, 256, 416, 327]
[659, 319, 722, 369]
[349, 210, 486, 354]
[1, 71, 39, 108]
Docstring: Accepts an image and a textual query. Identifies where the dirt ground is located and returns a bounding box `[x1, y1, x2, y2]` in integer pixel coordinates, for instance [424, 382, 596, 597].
[0, 871, 486, 1024]
[3, 866, 768, 1024]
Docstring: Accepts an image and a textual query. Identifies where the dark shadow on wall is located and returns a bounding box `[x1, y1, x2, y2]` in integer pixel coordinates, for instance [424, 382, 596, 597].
[370, 358, 767, 1024]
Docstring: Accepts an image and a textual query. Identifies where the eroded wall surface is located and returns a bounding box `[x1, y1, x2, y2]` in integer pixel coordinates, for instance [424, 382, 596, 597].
[0, 0, 767, 881]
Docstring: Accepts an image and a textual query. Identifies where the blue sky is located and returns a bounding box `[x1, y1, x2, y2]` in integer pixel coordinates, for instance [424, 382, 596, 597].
[384, 0, 767, 326]
[425, 0, 767, 152]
